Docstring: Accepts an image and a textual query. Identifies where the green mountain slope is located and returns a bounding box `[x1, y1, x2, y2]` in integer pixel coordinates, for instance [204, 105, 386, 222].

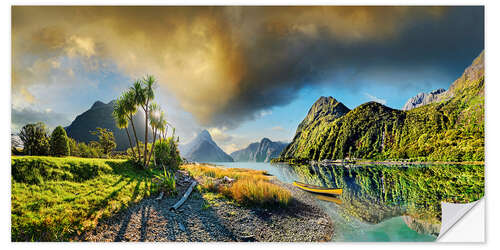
[277, 51, 484, 162]
[65, 100, 152, 150]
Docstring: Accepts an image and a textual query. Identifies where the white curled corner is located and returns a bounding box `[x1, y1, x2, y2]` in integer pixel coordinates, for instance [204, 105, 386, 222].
[437, 197, 485, 242]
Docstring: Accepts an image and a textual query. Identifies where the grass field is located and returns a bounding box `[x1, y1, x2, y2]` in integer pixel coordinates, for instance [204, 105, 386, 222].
[11, 156, 160, 241]
[182, 164, 291, 208]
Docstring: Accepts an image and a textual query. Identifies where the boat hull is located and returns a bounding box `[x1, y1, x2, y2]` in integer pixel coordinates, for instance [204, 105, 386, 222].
[293, 181, 343, 195]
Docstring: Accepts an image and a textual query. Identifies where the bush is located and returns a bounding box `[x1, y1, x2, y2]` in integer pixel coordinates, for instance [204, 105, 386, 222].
[153, 167, 177, 196]
[153, 138, 181, 170]
[50, 126, 70, 157]
[91, 127, 116, 157]
[67, 138, 79, 157]
[11, 156, 113, 184]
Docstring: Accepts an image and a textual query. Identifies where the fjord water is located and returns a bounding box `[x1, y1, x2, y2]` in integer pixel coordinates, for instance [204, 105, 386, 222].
[211, 162, 484, 242]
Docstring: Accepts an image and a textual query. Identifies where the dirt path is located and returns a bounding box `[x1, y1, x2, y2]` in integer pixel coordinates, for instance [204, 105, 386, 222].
[80, 171, 333, 242]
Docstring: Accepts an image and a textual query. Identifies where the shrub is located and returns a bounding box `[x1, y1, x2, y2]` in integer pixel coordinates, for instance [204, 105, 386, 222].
[153, 138, 181, 170]
[91, 127, 116, 157]
[153, 166, 177, 196]
[67, 138, 79, 157]
[50, 126, 70, 157]
[11, 156, 113, 184]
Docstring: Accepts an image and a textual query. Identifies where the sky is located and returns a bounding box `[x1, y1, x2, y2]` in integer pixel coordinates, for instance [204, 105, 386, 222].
[11, 6, 484, 153]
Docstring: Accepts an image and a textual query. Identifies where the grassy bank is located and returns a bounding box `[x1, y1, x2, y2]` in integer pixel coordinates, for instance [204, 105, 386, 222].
[181, 164, 291, 208]
[11, 156, 160, 241]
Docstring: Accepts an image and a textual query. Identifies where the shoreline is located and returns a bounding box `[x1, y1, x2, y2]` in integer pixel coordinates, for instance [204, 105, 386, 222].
[271, 160, 484, 166]
[81, 169, 334, 242]
[352, 160, 483, 165]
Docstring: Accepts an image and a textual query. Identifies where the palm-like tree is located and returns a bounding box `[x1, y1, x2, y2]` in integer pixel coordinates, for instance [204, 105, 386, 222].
[122, 90, 142, 161]
[146, 102, 162, 168]
[138, 75, 156, 167]
[113, 97, 136, 159]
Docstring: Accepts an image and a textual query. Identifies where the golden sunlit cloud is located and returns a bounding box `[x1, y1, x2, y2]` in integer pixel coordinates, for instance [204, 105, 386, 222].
[12, 6, 447, 127]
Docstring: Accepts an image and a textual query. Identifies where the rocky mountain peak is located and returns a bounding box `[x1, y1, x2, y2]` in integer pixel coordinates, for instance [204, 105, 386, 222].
[199, 129, 213, 141]
[402, 88, 446, 111]
[179, 129, 233, 162]
[260, 137, 272, 144]
[90, 100, 106, 109]
[297, 96, 350, 132]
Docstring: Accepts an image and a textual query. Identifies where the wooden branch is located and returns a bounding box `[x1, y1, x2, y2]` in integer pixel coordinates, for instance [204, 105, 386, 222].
[170, 181, 197, 211]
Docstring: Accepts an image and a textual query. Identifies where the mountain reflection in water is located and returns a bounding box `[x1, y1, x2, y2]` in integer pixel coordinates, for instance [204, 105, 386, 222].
[212, 162, 484, 241]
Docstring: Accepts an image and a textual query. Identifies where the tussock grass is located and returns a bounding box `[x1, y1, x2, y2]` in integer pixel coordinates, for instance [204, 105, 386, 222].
[182, 164, 291, 208]
[11, 156, 161, 241]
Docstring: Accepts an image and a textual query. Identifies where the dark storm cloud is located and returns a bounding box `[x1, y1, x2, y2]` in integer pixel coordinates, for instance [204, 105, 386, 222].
[211, 6, 483, 127]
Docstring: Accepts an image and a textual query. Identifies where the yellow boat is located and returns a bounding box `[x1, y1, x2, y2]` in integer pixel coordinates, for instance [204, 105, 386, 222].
[315, 194, 343, 205]
[293, 181, 343, 195]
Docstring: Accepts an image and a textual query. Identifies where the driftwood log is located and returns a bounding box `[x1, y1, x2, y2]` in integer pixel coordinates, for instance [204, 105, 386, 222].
[170, 181, 197, 211]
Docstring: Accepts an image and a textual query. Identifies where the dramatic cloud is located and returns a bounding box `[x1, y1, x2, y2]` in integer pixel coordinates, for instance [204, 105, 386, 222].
[11, 107, 72, 132]
[12, 6, 484, 128]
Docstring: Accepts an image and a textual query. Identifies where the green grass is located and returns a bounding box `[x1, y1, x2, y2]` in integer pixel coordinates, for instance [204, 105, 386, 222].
[11, 156, 161, 241]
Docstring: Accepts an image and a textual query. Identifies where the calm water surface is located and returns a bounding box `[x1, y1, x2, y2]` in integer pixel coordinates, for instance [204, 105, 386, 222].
[210, 162, 484, 242]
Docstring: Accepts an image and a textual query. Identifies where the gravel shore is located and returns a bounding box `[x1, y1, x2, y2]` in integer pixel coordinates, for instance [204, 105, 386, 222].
[80, 170, 334, 242]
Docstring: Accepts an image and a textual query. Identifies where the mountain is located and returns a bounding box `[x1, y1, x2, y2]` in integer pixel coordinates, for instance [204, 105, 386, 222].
[279, 96, 350, 160]
[278, 51, 484, 162]
[402, 88, 446, 110]
[230, 138, 288, 162]
[179, 130, 234, 162]
[65, 100, 153, 150]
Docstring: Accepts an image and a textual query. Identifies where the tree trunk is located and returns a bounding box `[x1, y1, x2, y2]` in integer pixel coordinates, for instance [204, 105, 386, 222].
[143, 104, 149, 167]
[146, 127, 157, 168]
[129, 114, 141, 161]
[125, 127, 136, 159]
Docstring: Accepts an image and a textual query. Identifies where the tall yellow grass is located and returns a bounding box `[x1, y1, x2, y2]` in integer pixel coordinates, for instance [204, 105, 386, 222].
[182, 164, 291, 207]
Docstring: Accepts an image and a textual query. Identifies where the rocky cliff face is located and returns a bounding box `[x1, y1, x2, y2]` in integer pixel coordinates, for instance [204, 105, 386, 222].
[179, 130, 234, 162]
[402, 51, 484, 111]
[231, 138, 288, 162]
[65, 100, 152, 150]
[402, 88, 446, 111]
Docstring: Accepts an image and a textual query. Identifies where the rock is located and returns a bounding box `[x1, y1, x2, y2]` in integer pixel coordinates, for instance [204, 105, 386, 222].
[402, 88, 446, 111]
[178, 222, 186, 232]
[222, 176, 234, 183]
[317, 218, 328, 225]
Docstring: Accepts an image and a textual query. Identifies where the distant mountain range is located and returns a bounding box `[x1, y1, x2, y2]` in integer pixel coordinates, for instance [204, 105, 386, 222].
[65, 100, 153, 150]
[230, 138, 288, 162]
[278, 51, 484, 162]
[179, 130, 234, 162]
